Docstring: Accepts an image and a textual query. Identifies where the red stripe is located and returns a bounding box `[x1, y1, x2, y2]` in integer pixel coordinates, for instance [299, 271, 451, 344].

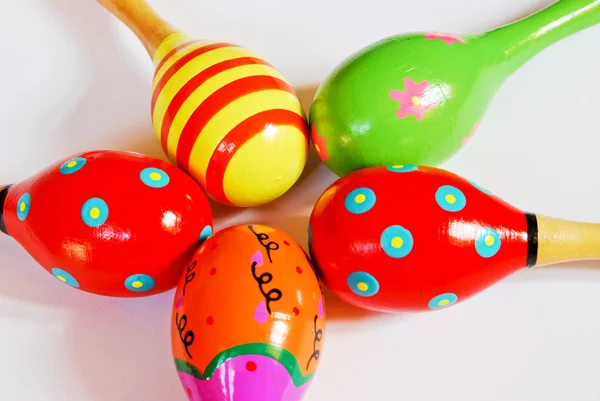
[205, 109, 308, 205]
[153, 39, 200, 77]
[160, 57, 272, 152]
[150, 42, 237, 117]
[175, 75, 298, 171]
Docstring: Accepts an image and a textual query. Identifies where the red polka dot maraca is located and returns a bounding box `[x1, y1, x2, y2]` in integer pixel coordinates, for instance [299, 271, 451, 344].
[309, 165, 600, 312]
[0, 150, 213, 297]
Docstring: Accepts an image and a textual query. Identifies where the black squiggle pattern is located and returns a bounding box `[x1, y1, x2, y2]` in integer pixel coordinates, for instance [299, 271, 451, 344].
[175, 312, 195, 359]
[248, 225, 279, 263]
[307, 314, 323, 370]
[251, 258, 282, 314]
[182, 259, 197, 296]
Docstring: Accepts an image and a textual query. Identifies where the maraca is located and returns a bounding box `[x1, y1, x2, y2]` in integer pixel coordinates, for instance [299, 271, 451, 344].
[96, 0, 309, 207]
[309, 164, 600, 312]
[309, 0, 600, 177]
[172, 224, 325, 401]
[0, 150, 213, 297]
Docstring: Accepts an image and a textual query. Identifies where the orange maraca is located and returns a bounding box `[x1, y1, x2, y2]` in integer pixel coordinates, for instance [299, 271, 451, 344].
[171, 224, 325, 400]
[96, 0, 309, 207]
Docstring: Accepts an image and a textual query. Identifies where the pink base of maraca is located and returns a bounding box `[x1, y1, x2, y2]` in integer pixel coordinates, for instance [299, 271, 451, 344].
[178, 354, 311, 401]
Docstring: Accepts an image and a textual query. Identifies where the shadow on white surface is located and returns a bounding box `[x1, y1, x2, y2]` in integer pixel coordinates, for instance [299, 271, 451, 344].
[65, 291, 183, 401]
[0, 238, 184, 400]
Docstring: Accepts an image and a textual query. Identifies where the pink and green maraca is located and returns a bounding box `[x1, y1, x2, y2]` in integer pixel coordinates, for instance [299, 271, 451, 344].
[310, 0, 600, 176]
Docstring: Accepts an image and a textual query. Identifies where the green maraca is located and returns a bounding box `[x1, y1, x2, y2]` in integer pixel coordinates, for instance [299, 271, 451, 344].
[310, 0, 600, 176]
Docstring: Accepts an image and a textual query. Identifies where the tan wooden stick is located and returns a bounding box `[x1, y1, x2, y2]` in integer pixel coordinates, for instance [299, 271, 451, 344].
[96, 0, 179, 57]
[536, 214, 600, 266]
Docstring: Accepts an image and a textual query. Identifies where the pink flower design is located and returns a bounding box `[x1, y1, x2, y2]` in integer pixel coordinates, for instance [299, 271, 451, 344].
[389, 78, 437, 121]
[424, 32, 465, 46]
[462, 121, 480, 146]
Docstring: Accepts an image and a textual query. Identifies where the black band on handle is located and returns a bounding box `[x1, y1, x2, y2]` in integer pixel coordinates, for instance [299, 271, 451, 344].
[525, 212, 538, 267]
[0, 185, 11, 236]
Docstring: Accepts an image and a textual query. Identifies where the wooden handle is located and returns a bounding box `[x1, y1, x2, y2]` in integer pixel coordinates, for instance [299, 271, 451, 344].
[535, 214, 600, 266]
[96, 0, 180, 57]
[481, 0, 600, 77]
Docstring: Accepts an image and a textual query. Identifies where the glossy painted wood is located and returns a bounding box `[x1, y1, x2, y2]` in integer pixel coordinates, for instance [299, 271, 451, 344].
[308, 164, 600, 312]
[0, 150, 213, 297]
[310, 0, 600, 177]
[97, 0, 309, 207]
[172, 224, 325, 401]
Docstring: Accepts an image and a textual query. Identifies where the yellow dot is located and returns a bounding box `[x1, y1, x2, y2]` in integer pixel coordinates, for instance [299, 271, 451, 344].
[149, 172, 162, 181]
[411, 96, 421, 106]
[89, 208, 101, 219]
[315, 144, 321, 153]
[132, 281, 144, 289]
[19, 202, 26, 212]
[354, 194, 366, 204]
[57, 276, 67, 283]
[445, 194, 456, 204]
[392, 164, 404, 168]
[356, 282, 369, 292]
[67, 161, 77, 168]
[391, 236, 404, 249]
[484, 235, 495, 246]
[438, 299, 450, 306]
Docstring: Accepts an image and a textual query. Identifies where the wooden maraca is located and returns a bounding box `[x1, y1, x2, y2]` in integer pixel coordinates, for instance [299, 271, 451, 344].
[172, 224, 325, 401]
[309, 164, 600, 312]
[309, 0, 600, 177]
[0, 150, 213, 297]
[96, 0, 309, 207]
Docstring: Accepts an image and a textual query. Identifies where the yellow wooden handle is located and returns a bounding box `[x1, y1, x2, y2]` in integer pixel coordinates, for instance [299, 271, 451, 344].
[96, 0, 179, 57]
[535, 214, 600, 266]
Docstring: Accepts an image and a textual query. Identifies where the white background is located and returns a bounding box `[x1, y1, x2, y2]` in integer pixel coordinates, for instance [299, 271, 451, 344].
[1, 0, 600, 400]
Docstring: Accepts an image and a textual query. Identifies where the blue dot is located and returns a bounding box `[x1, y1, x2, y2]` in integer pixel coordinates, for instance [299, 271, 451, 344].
[81, 198, 109, 227]
[199, 225, 212, 245]
[344, 187, 376, 214]
[428, 293, 458, 309]
[140, 167, 170, 188]
[435, 185, 466, 212]
[469, 180, 492, 195]
[60, 157, 87, 175]
[347, 272, 380, 297]
[475, 227, 501, 258]
[386, 164, 418, 173]
[51, 268, 80, 288]
[16, 193, 31, 221]
[125, 274, 156, 292]
[380, 225, 413, 258]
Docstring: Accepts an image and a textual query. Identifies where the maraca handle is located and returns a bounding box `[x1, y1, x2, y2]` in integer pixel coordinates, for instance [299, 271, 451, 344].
[0, 185, 9, 235]
[96, 0, 179, 57]
[534, 214, 600, 266]
[482, 0, 600, 75]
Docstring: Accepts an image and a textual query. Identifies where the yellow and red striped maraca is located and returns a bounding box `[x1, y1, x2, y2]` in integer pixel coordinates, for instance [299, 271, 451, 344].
[97, 0, 309, 207]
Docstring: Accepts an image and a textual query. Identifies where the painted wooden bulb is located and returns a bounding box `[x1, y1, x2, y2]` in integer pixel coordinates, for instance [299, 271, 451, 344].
[97, 0, 309, 207]
[310, 0, 600, 176]
[0, 150, 213, 297]
[309, 165, 600, 312]
[172, 224, 325, 401]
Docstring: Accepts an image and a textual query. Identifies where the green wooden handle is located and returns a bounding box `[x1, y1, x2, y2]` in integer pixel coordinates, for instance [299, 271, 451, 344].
[481, 0, 600, 74]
